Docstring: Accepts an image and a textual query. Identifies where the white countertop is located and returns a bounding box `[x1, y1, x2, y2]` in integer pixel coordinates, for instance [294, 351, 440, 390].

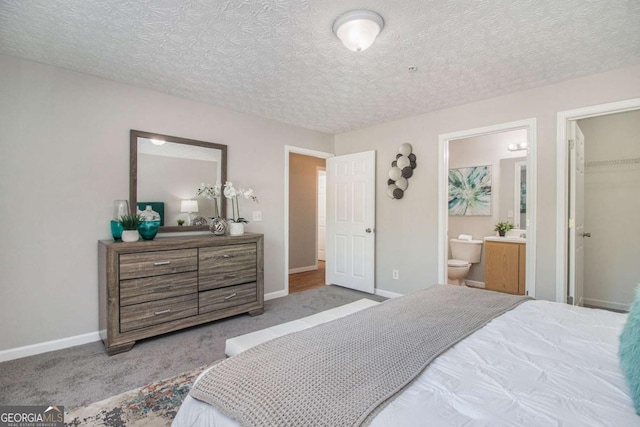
[484, 236, 526, 244]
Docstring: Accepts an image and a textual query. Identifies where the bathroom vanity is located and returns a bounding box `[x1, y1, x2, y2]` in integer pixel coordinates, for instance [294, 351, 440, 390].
[484, 237, 526, 295]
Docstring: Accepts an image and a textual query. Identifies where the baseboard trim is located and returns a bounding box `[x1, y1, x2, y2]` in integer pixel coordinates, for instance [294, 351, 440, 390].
[289, 265, 318, 274]
[465, 280, 485, 289]
[374, 289, 403, 299]
[0, 331, 101, 363]
[583, 297, 630, 312]
[265, 290, 288, 301]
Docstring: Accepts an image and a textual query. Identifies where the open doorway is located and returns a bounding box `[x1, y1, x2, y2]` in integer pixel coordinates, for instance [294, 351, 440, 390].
[438, 119, 537, 297]
[556, 99, 640, 310]
[286, 150, 329, 294]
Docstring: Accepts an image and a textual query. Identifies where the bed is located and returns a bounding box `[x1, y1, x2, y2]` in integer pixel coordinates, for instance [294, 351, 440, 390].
[173, 285, 638, 426]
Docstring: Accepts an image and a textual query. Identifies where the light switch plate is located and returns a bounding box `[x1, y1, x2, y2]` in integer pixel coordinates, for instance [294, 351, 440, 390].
[252, 211, 262, 222]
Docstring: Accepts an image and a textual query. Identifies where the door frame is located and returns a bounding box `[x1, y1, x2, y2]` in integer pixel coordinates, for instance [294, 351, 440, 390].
[555, 97, 640, 303]
[316, 167, 327, 262]
[438, 118, 538, 297]
[283, 145, 333, 297]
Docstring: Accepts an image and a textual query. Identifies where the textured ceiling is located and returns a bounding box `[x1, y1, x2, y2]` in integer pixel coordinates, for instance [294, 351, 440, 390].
[1, 1, 639, 134]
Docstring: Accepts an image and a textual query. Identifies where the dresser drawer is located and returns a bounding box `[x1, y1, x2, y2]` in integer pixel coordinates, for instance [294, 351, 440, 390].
[199, 282, 257, 314]
[120, 271, 198, 306]
[120, 294, 198, 333]
[119, 249, 197, 280]
[199, 244, 256, 291]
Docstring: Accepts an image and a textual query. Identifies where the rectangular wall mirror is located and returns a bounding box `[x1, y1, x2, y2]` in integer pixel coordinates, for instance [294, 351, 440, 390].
[130, 130, 227, 232]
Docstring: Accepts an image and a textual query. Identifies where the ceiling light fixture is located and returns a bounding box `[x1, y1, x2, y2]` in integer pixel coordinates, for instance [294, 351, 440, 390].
[150, 139, 166, 146]
[333, 10, 384, 52]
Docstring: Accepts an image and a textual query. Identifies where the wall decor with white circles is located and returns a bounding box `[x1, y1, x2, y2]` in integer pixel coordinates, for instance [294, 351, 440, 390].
[387, 143, 417, 199]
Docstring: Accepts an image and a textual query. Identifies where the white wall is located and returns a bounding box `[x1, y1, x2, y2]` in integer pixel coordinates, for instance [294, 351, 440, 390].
[0, 54, 333, 352]
[448, 130, 525, 282]
[335, 65, 640, 299]
[578, 110, 640, 309]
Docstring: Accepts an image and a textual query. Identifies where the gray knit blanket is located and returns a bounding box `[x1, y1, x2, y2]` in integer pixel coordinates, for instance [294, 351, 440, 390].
[190, 285, 531, 426]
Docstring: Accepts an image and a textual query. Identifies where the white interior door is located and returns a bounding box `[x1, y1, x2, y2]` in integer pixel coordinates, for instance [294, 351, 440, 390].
[326, 151, 376, 293]
[568, 121, 585, 306]
[317, 169, 326, 261]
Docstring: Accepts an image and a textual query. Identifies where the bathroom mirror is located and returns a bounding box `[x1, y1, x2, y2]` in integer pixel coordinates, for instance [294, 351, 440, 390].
[130, 130, 227, 233]
[498, 156, 527, 228]
[514, 161, 527, 229]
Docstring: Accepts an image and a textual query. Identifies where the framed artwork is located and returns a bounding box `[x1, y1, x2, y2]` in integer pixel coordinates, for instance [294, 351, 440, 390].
[448, 165, 492, 216]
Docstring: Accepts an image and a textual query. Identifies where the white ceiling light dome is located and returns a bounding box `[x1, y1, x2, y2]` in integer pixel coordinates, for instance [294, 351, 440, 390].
[333, 10, 384, 52]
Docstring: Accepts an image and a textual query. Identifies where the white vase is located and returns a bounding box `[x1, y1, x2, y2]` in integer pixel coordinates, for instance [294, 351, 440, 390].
[229, 222, 244, 236]
[121, 230, 139, 242]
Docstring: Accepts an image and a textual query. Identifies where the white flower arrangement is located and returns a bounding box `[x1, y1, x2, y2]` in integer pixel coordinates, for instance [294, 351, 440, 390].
[223, 181, 259, 223]
[196, 182, 222, 217]
[196, 182, 222, 200]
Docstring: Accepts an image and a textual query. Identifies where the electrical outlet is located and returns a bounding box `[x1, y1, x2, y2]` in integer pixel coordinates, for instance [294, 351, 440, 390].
[252, 211, 262, 222]
[392, 269, 399, 280]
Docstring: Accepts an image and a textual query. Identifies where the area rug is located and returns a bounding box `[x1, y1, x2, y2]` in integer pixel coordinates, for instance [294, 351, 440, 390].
[65, 362, 220, 426]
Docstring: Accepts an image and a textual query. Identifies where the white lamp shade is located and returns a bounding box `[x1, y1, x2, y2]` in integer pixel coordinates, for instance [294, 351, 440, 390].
[181, 200, 198, 213]
[333, 10, 384, 52]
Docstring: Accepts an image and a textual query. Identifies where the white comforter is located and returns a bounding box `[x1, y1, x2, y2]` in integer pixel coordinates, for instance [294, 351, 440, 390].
[173, 300, 637, 426]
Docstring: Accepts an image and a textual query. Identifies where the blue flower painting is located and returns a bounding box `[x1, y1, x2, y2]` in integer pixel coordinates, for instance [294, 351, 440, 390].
[448, 166, 492, 215]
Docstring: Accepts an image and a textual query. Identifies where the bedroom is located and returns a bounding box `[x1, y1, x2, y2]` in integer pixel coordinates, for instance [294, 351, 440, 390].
[1, 0, 640, 424]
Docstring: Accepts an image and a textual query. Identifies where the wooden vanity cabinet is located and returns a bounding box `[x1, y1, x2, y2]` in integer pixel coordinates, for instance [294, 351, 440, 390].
[484, 240, 526, 295]
[99, 233, 263, 355]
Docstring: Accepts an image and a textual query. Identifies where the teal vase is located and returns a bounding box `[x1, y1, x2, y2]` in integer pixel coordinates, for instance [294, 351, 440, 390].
[110, 220, 124, 240]
[138, 220, 160, 240]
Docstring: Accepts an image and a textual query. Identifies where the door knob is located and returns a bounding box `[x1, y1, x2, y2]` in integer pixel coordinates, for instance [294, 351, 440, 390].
[582, 232, 591, 238]
[365, 228, 374, 233]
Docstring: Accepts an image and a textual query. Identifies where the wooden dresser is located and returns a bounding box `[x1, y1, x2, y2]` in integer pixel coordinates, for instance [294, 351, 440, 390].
[98, 233, 264, 355]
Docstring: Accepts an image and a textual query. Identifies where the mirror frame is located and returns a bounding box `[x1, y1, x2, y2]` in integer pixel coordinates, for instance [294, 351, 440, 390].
[130, 129, 227, 233]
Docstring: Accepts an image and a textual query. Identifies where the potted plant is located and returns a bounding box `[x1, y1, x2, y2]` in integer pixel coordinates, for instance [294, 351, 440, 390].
[494, 221, 515, 237]
[119, 214, 142, 242]
[223, 181, 258, 235]
[177, 219, 185, 226]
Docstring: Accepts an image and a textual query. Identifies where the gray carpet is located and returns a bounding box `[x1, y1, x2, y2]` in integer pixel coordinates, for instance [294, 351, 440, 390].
[0, 285, 385, 408]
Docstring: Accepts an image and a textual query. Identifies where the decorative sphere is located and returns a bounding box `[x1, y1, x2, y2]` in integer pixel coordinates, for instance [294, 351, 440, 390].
[402, 167, 413, 178]
[396, 177, 408, 191]
[387, 179, 394, 185]
[410, 161, 417, 169]
[393, 188, 404, 199]
[387, 184, 398, 199]
[397, 156, 410, 169]
[391, 160, 397, 167]
[408, 153, 416, 162]
[389, 167, 402, 180]
[209, 217, 228, 236]
[399, 143, 413, 156]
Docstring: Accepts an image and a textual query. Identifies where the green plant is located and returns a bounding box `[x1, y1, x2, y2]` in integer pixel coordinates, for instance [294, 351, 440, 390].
[494, 221, 515, 234]
[118, 214, 142, 230]
[177, 219, 185, 226]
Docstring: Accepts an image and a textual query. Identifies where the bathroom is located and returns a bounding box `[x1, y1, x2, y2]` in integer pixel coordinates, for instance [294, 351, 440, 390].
[447, 128, 528, 293]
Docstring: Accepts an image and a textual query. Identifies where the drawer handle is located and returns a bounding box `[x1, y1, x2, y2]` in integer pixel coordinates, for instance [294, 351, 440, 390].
[154, 285, 171, 292]
[223, 293, 237, 301]
[224, 274, 237, 279]
[154, 309, 171, 315]
[153, 261, 171, 266]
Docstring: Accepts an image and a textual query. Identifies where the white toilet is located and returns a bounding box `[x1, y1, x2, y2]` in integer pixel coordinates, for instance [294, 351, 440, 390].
[448, 238, 483, 286]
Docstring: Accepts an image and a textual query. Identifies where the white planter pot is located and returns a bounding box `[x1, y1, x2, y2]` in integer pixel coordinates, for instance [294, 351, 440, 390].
[121, 230, 140, 242]
[228, 222, 244, 236]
